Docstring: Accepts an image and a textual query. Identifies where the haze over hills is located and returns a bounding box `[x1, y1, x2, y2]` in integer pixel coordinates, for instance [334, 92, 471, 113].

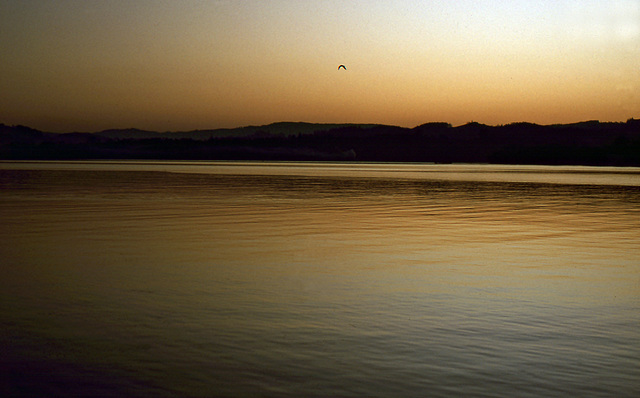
[1, 120, 639, 166]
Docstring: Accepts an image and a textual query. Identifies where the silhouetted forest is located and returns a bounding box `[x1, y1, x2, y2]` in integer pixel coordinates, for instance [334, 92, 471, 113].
[1, 120, 639, 166]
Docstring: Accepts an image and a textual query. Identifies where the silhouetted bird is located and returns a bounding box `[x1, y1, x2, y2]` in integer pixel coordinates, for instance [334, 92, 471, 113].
[338, 65, 347, 70]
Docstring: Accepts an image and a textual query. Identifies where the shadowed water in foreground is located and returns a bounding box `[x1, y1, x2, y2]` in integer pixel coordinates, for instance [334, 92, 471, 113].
[1, 162, 639, 397]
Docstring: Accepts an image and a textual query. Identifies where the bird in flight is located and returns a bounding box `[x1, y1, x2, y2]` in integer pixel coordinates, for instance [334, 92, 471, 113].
[338, 65, 347, 70]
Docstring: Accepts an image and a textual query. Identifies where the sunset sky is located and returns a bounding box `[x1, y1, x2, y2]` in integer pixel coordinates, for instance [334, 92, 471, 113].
[1, 0, 638, 132]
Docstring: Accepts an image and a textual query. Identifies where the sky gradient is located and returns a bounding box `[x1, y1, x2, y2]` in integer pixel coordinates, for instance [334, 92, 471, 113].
[1, 0, 639, 132]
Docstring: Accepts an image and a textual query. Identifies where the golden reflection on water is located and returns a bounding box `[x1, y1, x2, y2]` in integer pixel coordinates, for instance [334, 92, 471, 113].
[2, 166, 638, 305]
[2, 160, 640, 185]
[1, 162, 639, 397]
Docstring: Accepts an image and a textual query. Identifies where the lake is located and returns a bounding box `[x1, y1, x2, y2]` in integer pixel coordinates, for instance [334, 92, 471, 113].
[1, 161, 639, 397]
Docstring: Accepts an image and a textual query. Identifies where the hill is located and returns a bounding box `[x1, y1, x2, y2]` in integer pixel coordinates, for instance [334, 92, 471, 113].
[1, 120, 639, 166]
[94, 122, 380, 140]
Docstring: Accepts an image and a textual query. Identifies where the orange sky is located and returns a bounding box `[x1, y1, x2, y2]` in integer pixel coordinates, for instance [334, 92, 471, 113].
[1, 0, 638, 132]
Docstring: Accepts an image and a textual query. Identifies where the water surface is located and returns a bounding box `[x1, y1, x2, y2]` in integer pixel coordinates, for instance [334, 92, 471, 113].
[1, 162, 639, 397]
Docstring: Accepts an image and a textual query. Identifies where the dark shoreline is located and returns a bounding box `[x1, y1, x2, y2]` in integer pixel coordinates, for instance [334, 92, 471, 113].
[2, 119, 639, 166]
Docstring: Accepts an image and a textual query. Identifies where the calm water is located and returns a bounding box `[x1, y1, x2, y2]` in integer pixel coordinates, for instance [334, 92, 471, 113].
[1, 161, 639, 397]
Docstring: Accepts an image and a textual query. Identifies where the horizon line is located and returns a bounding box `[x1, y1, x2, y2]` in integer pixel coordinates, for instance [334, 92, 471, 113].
[2, 117, 639, 134]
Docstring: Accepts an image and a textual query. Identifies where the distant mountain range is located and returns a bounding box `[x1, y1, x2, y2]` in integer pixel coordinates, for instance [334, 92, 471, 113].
[95, 122, 381, 140]
[1, 120, 639, 166]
